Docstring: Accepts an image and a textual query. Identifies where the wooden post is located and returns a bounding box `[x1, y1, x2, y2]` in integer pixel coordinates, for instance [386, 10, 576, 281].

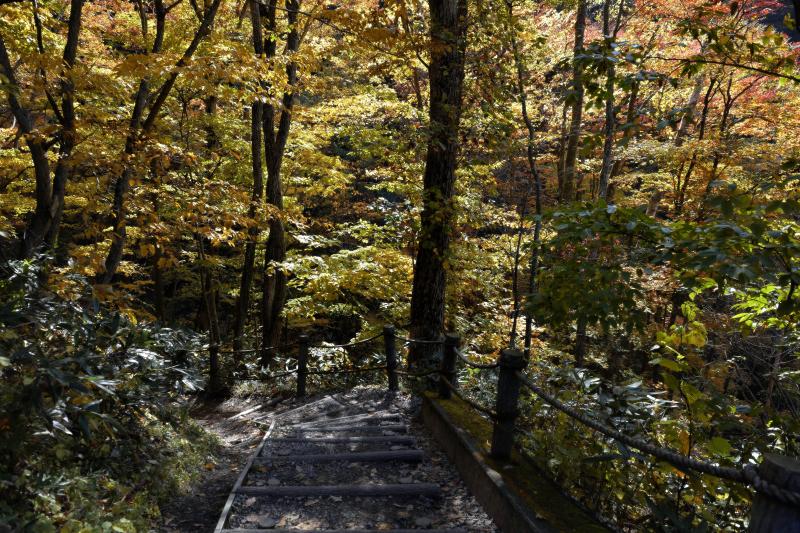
[490, 348, 527, 459]
[384, 325, 399, 392]
[297, 334, 309, 398]
[439, 334, 459, 399]
[749, 453, 800, 532]
[209, 343, 222, 394]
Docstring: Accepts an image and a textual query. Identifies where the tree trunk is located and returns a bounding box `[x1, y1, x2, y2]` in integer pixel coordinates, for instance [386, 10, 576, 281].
[199, 236, 223, 394]
[260, 0, 300, 364]
[233, 0, 266, 358]
[408, 0, 468, 371]
[101, 0, 222, 283]
[675, 77, 716, 216]
[610, 79, 639, 179]
[598, 0, 618, 201]
[560, 0, 586, 202]
[0, 0, 85, 258]
[504, 0, 543, 356]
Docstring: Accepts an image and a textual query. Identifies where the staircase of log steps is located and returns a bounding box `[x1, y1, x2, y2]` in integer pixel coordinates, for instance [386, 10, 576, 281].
[215, 390, 485, 533]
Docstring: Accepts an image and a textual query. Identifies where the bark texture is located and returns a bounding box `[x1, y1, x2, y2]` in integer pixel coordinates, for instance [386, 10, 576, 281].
[408, 0, 468, 370]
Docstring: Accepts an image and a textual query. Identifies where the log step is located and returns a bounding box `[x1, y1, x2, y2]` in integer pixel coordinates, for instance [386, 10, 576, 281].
[268, 436, 416, 444]
[236, 483, 440, 497]
[223, 530, 467, 533]
[291, 424, 408, 434]
[255, 450, 424, 463]
[296, 413, 402, 429]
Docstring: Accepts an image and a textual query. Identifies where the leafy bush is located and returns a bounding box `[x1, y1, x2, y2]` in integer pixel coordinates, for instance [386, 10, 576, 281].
[0, 258, 215, 531]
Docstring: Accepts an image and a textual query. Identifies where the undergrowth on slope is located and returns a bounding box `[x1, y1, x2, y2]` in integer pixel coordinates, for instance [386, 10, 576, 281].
[0, 258, 219, 531]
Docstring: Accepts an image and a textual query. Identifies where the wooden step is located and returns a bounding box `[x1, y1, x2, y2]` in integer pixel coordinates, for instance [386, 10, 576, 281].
[223, 529, 467, 533]
[236, 482, 440, 497]
[291, 424, 408, 434]
[268, 435, 416, 444]
[255, 449, 424, 463]
[295, 412, 402, 429]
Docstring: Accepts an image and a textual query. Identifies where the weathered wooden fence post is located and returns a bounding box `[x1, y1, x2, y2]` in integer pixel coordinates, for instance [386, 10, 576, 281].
[490, 348, 527, 459]
[384, 325, 398, 392]
[439, 334, 460, 399]
[749, 453, 800, 532]
[297, 334, 309, 398]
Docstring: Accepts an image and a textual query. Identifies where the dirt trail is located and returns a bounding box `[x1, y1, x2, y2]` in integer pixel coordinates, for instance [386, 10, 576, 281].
[156, 398, 268, 532]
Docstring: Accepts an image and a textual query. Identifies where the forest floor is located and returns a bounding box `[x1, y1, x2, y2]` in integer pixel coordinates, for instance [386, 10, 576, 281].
[155, 397, 266, 532]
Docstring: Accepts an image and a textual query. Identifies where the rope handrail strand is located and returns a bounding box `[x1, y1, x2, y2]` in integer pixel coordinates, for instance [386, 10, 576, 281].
[217, 341, 299, 355]
[235, 368, 299, 381]
[218, 347, 258, 354]
[455, 347, 499, 370]
[262, 369, 298, 380]
[395, 368, 441, 379]
[514, 371, 745, 482]
[313, 331, 384, 350]
[305, 365, 387, 376]
[515, 371, 800, 506]
[440, 376, 498, 419]
[399, 337, 445, 345]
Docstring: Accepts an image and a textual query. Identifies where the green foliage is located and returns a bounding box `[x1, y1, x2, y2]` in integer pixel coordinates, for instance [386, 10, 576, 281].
[0, 259, 215, 530]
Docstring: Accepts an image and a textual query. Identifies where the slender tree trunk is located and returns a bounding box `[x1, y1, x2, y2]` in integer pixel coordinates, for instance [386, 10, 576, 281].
[152, 244, 166, 321]
[561, 0, 586, 202]
[598, 0, 619, 201]
[504, 0, 543, 356]
[233, 0, 265, 358]
[199, 235, 223, 394]
[101, 0, 223, 283]
[408, 0, 468, 371]
[261, 0, 300, 364]
[675, 78, 716, 216]
[697, 77, 734, 220]
[563, 0, 588, 359]
[610, 79, 638, 179]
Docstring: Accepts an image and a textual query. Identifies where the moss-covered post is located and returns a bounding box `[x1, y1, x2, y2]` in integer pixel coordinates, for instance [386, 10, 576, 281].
[439, 334, 459, 398]
[384, 325, 398, 392]
[297, 334, 309, 398]
[490, 348, 527, 459]
[749, 454, 800, 532]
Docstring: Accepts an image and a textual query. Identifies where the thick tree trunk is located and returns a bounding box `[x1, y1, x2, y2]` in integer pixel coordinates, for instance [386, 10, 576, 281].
[560, 0, 586, 203]
[408, 0, 468, 371]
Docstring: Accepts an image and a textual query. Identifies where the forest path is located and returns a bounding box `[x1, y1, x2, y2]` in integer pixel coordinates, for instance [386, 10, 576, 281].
[214, 387, 497, 532]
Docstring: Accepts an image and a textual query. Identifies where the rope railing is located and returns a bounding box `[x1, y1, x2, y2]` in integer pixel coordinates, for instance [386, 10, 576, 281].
[394, 367, 441, 379]
[306, 365, 387, 376]
[439, 376, 498, 419]
[455, 347, 499, 370]
[312, 331, 385, 350]
[514, 371, 745, 482]
[217, 341, 298, 355]
[210, 323, 800, 519]
[399, 336, 445, 345]
[513, 370, 800, 507]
